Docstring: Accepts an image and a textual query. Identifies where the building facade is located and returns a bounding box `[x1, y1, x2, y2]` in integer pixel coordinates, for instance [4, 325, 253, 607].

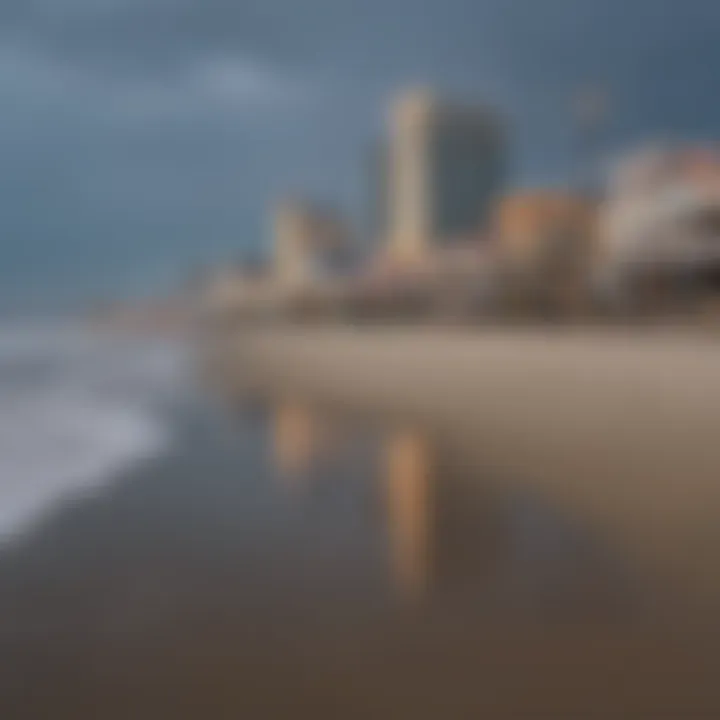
[387, 89, 505, 261]
[495, 191, 598, 266]
[599, 145, 720, 303]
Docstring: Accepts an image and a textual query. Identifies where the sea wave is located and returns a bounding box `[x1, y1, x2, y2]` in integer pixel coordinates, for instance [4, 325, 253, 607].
[0, 321, 189, 541]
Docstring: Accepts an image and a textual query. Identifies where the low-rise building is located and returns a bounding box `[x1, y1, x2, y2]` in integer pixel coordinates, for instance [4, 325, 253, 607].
[599, 144, 720, 306]
[197, 263, 281, 323]
[274, 200, 353, 291]
[493, 191, 598, 316]
[495, 191, 598, 267]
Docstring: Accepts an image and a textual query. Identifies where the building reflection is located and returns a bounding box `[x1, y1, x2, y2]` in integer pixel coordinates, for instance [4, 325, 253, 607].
[384, 427, 435, 598]
[270, 399, 509, 602]
[383, 425, 509, 602]
[266, 397, 627, 617]
[272, 405, 440, 597]
[272, 399, 324, 492]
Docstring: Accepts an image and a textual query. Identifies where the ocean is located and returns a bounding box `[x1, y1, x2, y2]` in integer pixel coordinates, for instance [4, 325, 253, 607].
[0, 321, 187, 541]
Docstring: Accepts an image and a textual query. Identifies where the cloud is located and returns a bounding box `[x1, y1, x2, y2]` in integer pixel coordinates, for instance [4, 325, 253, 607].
[0, 0, 297, 80]
[0, 0, 313, 123]
[191, 56, 306, 107]
[0, 41, 307, 124]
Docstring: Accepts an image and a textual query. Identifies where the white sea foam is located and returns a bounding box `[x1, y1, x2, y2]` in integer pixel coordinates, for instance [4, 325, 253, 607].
[0, 321, 188, 541]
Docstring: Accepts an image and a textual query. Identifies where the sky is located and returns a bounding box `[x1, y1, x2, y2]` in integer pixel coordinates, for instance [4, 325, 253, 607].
[1, 0, 720, 307]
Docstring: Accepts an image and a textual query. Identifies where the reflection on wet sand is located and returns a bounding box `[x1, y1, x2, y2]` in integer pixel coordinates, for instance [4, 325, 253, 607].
[267, 397, 634, 614]
[384, 427, 433, 598]
[271, 400, 437, 597]
[272, 399, 323, 490]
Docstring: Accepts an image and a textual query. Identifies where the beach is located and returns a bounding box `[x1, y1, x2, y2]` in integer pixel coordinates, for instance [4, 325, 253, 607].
[2, 323, 720, 717]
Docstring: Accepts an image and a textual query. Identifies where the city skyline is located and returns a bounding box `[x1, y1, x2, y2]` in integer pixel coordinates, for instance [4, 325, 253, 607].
[2, 0, 720, 307]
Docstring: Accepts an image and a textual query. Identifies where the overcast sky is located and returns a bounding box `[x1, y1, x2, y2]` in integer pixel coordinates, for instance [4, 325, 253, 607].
[1, 0, 719, 307]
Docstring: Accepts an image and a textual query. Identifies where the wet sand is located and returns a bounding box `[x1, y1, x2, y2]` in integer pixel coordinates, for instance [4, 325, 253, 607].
[221, 326, 720, 607]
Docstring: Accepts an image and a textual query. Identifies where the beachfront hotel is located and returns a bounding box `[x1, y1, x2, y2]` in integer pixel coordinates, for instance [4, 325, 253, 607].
[385, 89, 506, 261]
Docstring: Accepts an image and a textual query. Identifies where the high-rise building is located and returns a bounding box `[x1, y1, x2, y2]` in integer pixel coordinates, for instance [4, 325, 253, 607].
[386, 89, 505, 260]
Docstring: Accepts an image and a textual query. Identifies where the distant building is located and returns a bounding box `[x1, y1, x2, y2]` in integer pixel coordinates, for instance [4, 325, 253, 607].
[273, 200, 352, 289]
[495, 191, 598, 267]
[386, 89, 505, 261]
[197, 262, 278, 321]
[493, 191, 599, 315]
[600, 145, 720, 298]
